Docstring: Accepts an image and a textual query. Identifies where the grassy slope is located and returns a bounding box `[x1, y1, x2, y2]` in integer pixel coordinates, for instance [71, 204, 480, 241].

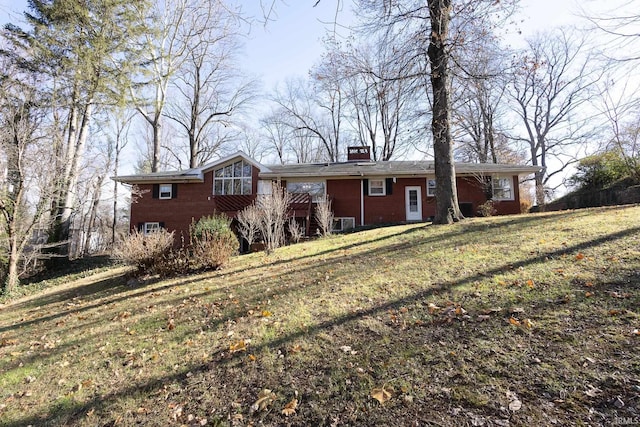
[1, 206, 639, 426]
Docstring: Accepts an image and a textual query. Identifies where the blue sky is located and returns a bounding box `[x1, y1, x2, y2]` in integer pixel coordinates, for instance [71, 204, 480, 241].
[0, 0, 590, 90]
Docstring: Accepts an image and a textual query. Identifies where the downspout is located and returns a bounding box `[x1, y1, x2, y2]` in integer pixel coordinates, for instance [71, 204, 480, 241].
[360, 178, 365, 226]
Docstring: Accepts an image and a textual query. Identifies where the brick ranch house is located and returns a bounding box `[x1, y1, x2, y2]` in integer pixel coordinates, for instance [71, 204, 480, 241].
[114, 147, 540, 245]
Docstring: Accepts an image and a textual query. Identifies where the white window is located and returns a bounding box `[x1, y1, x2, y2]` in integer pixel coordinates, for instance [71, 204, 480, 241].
[159, 184, 172, 199]
[492, 176, 513, 200]
[369, 179, 385, 196]
[332, 217, 356, 232]
[144, 222, 161, 235]
[287, 181, 326, 202]
[213, 160, 252, 195]
[257, 180, 273, 195]
[427, 179, 436, 197]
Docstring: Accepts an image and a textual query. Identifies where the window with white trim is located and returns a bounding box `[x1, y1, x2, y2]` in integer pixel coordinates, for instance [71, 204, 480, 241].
[213, 160, 252, 195]
[144, 222, 161, 235]
[159, 184, 172, 199]
[427, 179, 436, 197]
[492, 176, 513, 200]
[332, 217, 355, 232]
[369, 179, 385, 196]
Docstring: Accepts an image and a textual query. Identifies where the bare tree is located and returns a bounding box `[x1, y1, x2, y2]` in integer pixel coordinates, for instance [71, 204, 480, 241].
[584, 1, 640, 63]
[164, 0, 256, 168]
[508, 29, 605, 205]
[333, 32, 423, 161]
[130, 0, 189, 173]
[271, 75, 346, 163]
[597, 79, 640, 182]
[354, 0, 518, 223]
[0, 65, 50, 293]
[451, 32, 512, 164]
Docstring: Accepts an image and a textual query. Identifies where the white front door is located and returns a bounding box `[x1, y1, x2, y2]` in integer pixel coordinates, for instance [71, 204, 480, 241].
[405, 186, 422, 221]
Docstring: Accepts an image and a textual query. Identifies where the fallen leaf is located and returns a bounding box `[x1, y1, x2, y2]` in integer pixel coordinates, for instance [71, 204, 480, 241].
[427, 303, 441, 314]
[522, 318, 533, 329]
[248, 354, 256, 361]
[506, 391, 522, 411]
[251, 389, 276, 412]
[340, 345, 356, 354]
[229, 340, 247, 353]
[455, 306, 467, 315]
[509, 317, 521, 326]
[584, 385, 602, 397]
[371, 386, 392, 405]
[633, 329, 640, 336]
[526, 279, 534, 288]
[167, 319, 175, 331]
[261, 310, 272, 317]
[281, 398, 298, 416]
[575, 253, 585, 260]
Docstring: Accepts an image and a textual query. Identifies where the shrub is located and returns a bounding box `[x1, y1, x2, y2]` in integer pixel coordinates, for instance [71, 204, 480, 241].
[113, 229, 174, 273]
[190, 215, 238, 270]
[477, 200, 497, 217]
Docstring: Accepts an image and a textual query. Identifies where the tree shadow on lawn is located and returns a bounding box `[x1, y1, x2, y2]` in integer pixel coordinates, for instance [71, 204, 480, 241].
[5, 224, 639, 427]
[259, 210, 583, 271]
[0, 268, 236, 335]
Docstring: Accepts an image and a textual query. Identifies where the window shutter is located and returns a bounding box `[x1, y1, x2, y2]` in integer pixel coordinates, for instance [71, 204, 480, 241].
[363, 179, 369, 196]
[137, 223, 143, 232]
[172, 183, 178, 199]
[159, 222, 165, 229]
[385, 178, 393, 195]
[152, 184, 159, 198]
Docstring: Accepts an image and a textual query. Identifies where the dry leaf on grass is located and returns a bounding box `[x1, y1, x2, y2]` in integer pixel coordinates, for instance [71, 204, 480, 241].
[506, 391, 522, 411]
[229, 340, 247, 353]
[281, 398, 298, 416]
[251, 389, 276, 413]
[371, 386, 392, 405]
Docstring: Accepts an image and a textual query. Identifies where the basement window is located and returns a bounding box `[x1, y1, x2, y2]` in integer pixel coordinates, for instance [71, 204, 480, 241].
[332, 217, 356, 232]
[144, 222, 161, 235]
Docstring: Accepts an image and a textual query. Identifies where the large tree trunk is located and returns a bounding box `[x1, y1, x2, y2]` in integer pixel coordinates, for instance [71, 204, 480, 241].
[49, 101, 94, 256]
[428, 0, 463, 224]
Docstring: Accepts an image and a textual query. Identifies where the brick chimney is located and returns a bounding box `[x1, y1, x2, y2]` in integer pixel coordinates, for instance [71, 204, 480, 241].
[347, 146, 371, 162]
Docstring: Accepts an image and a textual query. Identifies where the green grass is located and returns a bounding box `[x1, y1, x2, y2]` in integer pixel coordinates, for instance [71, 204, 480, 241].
[1, 206, 639, 426]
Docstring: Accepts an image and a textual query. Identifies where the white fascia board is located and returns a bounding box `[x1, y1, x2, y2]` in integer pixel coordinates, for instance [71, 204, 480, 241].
[199, 151, 272, 174]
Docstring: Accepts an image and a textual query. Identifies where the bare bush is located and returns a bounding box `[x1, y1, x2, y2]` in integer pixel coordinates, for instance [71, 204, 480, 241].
[288, 219, 304, 243]
[112, 229, 174, 273]
[256, 182, 291, 253]
[315, 196, 334, 237]
[237, 204, 262, 247]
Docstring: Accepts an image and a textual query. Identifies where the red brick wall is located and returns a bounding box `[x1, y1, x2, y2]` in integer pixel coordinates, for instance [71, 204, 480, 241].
[324, 175, 522, 225]
[130, 172, 523, 239]
[129, 165, 261, 239]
